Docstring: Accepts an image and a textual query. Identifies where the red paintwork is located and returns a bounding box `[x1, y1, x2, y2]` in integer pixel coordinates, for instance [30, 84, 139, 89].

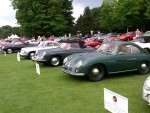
[118, 32, 136, 41]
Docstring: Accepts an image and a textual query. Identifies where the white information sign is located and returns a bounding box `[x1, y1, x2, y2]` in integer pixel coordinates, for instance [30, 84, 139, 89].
[104, 88, 128, 113]
[36, 63, 40, 75]
[4, 51, 6, 56]
[17, 52, 20, 62]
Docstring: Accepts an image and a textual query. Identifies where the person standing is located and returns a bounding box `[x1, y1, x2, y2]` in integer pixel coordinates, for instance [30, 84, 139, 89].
[135, 29, 140, 37]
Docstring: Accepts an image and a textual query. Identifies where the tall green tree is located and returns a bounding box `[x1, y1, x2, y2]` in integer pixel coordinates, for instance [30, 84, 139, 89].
[0, 26, 12, 38]
[75, 15, 84, 33]
[91, 7, 101, 32]
[11, 0, 74, 37]
[76, 7, 95, 35]
[100, 0, 150, 32]
[99, 0, 124, 32]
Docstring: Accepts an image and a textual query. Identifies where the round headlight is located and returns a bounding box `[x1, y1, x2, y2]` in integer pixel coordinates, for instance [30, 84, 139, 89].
[42, 52, 46, 56]
[2, 46, 5, 49]
[40, 51, 46, 58]
[63, 57, 68, 64]
[144, 78, 150, 91]
[75, 60, 82, 69]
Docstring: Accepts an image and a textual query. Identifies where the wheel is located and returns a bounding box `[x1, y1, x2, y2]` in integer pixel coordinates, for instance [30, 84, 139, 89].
[144, 48, 150, 54]
[28, 52, 35, 59]
[138, 62, 150, 74]
[49, 56, 62, 67]
[6, 48, 13, 54]
[87, 64, 105, 82]
[126, 38, 130, 41]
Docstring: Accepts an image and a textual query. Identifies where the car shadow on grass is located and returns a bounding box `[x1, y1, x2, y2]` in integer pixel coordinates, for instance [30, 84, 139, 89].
[61, 73, 89, 82]
[61, 71, 147, 82]
[105, 71, 144, 80]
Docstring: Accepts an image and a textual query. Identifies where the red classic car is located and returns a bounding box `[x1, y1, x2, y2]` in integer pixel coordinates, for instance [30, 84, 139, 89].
[118, 31, 136, 41]
[83, 37, 102, 49]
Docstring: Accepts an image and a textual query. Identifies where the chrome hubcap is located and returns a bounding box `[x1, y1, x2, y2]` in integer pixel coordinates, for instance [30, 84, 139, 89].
[7, 49, 12, 53]
[30, 53, 35, 57]
[92, 68, 100, 76]
[141, 63, 147, 70]
[52, 57, 59, 66]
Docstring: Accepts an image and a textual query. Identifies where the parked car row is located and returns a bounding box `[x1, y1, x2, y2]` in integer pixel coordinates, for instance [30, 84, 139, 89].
[32, 40, 95, 66]
[1, 35, 150, 105]
[20, 41, 60, 59]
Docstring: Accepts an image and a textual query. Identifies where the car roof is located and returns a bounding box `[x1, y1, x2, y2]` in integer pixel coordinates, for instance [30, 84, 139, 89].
[137, 36, 150, 38]
[58, 39, 83, 43]
[104, 41, 133, 45]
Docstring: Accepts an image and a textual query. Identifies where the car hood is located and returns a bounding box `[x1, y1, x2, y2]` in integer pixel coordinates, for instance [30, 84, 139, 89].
[22, 46, 58, 51]
[67, 52, 112, 62]
[43, 47, 91, 54]
[41, 47, 64, 53]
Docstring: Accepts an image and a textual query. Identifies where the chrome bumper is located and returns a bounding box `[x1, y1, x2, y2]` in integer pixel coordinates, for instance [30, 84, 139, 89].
[61, 67, 84, 76]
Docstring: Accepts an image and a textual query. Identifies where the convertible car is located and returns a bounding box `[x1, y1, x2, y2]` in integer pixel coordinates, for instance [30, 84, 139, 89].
[32, 40, 95, 66]
[61, 41, 150, 82]
[20, 41, 59, 59]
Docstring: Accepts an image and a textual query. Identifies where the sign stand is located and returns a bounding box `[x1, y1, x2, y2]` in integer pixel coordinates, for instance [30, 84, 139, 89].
[4, 51, 6, 56]
[36, 63, 40, 75]
[17, 52, 20, 62]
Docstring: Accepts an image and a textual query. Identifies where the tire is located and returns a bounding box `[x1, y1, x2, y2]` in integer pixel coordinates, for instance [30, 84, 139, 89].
[87, 64, 105, 82]
[126, 38, 130, 41]
[138, 62, 150, 75]
[144, 48, 150, 54]
[49, 56, 62, 67]
[6, 48, 13, 54]
[28, 52, 35, 59]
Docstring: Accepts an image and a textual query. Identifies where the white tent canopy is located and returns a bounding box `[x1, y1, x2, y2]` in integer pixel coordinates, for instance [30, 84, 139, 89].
[8, 34, 20, 39]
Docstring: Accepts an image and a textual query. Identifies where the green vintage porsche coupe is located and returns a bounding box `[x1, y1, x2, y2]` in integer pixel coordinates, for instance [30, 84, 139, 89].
[61, 41, 150, 82]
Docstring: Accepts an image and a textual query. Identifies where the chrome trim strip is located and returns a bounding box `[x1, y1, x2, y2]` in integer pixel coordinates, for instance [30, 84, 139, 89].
[108, 69, 137, 74]
[61, 67, 84, 76]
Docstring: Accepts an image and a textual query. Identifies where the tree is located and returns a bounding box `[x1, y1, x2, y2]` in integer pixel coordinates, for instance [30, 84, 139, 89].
[0, 26, 21, 38]
[75, 15, 84, 34]
[91, 7, 101, 32]
[75, 7, 95, 35]
[0, 26, 12, 38]
[11, 0, 74, 37]
[99, 0, 150, 32]
[99, 0, 124, 32]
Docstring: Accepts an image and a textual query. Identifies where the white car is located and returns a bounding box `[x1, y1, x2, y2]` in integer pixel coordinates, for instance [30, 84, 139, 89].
[20, 41, 59, 59]
[143, 76, 150, 105]
[133, 36, 150, 53]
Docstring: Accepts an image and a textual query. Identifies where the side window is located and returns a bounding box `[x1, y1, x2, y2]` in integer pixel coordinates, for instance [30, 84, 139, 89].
[54, 43, 58, 46]
[70, 43, 80, 48]
[15, 42, 23, 45]
[118, 45, 131, 54]
[118, 45, 141, 54]
[131, 45, 141, 53]
[47, 42, 54, 47]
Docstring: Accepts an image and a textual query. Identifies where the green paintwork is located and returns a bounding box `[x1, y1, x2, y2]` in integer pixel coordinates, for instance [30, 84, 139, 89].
[62, 41, 150, 77]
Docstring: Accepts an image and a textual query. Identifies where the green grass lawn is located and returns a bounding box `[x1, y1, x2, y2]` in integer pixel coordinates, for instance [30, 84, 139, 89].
[0, 53, 150, 113]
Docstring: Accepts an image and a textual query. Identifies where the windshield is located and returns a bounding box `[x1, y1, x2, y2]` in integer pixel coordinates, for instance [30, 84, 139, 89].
[38, 42, 46, 47]
[132, 37, 144, 42]
[97, 43, 116, 53]
[60, 43, 80, 49]
[126, 32, 134, 35]
[143, 31, 150, 36]
[60, 43, 71, 49]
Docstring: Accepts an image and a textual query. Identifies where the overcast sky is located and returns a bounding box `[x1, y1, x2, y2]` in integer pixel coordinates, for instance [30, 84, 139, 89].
[0, 0, 102, 27]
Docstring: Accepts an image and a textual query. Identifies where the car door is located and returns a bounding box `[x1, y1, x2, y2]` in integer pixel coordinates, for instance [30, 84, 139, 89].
[13, 42, 25, 51]
[113, 44, 141, 72]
